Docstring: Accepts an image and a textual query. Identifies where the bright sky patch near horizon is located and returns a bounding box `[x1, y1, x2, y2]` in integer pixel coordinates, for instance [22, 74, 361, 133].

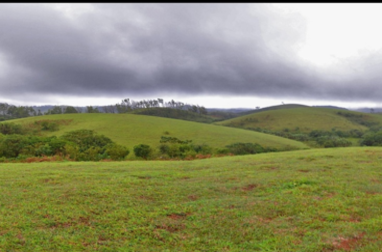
[1, 3, 382, 109]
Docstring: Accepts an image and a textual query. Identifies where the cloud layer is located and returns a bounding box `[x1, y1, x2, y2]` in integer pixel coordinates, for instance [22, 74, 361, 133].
[0, 3, 381, 105]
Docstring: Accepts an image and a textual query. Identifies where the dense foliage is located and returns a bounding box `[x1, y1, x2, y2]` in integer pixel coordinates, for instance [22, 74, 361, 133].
[0, 129, 129, 161]
[359, 131, 382, 146]
[133, 144, 152, 160]
[225, 142, 276, 155]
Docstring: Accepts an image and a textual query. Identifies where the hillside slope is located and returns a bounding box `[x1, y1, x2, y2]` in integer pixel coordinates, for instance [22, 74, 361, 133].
[217, 106, 382, 133]
[9, 113, 309, 150]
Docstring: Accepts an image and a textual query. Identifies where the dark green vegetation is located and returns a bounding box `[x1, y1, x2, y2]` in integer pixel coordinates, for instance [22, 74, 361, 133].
[0, 128, 129, 161]
[1, 148, 382, 251]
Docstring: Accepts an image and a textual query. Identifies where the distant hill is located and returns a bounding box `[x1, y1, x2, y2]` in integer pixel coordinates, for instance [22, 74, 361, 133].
[312, 105, 348, 110]
[349, 107, 382, 114]
[206, 108, 253, 113]
[9, 113, 309, 151]
[216, 105, 382, 133]
[237, 104, 309, 116]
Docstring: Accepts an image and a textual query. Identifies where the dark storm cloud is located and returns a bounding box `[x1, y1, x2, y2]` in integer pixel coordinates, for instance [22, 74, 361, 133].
[0, 3, 380, 103]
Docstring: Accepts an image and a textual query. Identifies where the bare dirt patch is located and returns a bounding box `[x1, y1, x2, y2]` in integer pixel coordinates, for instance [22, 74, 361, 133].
[242, 184, 258, 191]
[331, 233, 366, 251]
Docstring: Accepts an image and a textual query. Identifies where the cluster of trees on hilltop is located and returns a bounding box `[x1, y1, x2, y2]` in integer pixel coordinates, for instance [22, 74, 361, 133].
[0, 103, 39, 120]
[0, 103, 86, 120]
[0, 98, 208, 121]
[104, 98, 207, 115]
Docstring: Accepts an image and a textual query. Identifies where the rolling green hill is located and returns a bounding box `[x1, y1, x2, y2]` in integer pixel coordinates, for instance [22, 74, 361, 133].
[9, 113, 308, 151]
[217, 106, 382, 133]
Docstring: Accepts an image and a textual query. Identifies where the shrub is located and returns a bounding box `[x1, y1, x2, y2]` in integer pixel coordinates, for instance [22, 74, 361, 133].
[360, 131, 382, 146]
[0, 134, 26, 158]
[0, 123, 24, 135]
[316, 136, 352, 148]
[225, 142, 266, 155]
[215, 148, 230, 155]
[106, 144, 129, 160]
[61, 129, 112, 152]
[191, 144, 213, 155]
[35, 143, 53, 156]
[133, 144, 152, 160]
[82, 146, 102, 161]
[64, 143, 80, 161]
[40, 121, 59, 131]
[158, 137, 213, 159]
[47, 137, 67, 154]
[289, 133, 310, 141]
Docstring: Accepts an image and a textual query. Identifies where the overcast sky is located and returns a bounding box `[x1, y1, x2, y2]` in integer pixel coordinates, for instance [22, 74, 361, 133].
[1, 3, 382, 108]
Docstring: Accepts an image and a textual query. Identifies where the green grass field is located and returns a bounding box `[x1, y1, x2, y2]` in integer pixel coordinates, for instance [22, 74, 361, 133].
[217, 106, 382, 133]
[130, 107, 217, 123]
[9, 113, 308, 152]
[0, 147, 382, 251]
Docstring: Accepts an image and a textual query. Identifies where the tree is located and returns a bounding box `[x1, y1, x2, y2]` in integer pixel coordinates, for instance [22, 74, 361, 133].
[64, 106, 78, 114]
[105, 144, 129, 160]
[45, 106, 62, 115]
[102, 105, 116, 113]
[199, 106, 207, 115]
[133, 144, 152, 160]
[189, 105, 198, 113]
[86, 106, 99, 113]
[0, 103, 9, 117]
[158, 98, 164, 107]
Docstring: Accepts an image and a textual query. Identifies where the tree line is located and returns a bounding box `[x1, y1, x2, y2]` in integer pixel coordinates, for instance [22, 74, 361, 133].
[106, 98, 207, 115]
[0, 98, 207, 121]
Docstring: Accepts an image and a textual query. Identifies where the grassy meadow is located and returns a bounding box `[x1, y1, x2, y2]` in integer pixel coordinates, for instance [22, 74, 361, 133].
[217, 107, 382, 133]
[0, 147, 382, 251]
[9, 113, 308, 152]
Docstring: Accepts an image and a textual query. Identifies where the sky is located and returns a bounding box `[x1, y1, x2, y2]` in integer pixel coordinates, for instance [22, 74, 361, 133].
[1, 3, 382, 109]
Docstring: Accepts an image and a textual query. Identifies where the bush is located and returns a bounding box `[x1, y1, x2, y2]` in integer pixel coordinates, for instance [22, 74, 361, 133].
[82, 146, 102, 161]
[0, 134, 25, 158]
[215, 148, 230, 155]
[105, 144, 129, 160]
[61, 129, 112, 152]
[64, 143, 80, 161]
[40, 121, 59, 131]
[316, 136, 352, 148]
[0, 123, 24, 135]
[158, 141, 212, 159]
[225, 142, 266, 155]
[191, 144, 213, 155]
[133, 144, 152, 160]
[360, 131, 382, 146]
[35, 143, 53, 156]
[286, 133, 310, 141]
